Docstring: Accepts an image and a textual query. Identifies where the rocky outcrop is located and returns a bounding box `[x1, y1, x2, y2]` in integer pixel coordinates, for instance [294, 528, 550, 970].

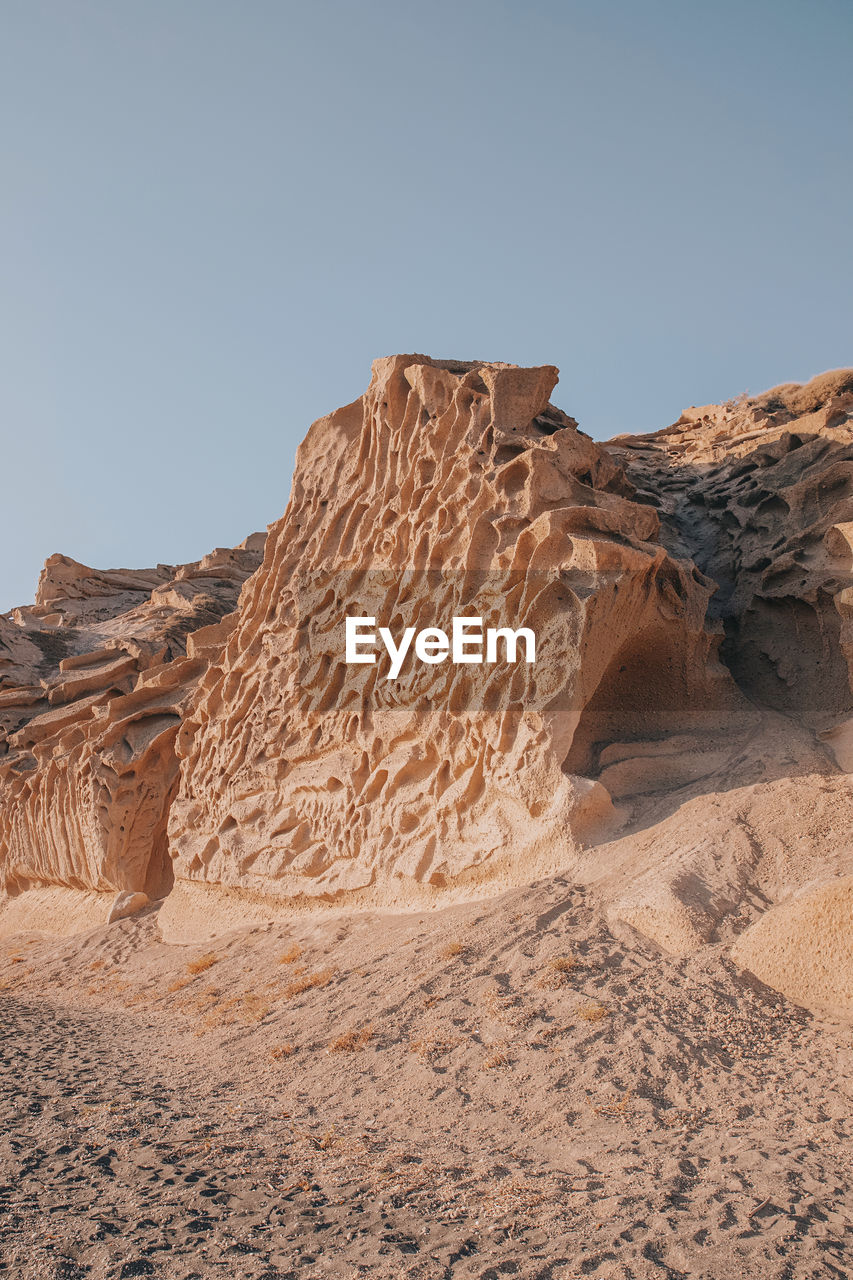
[0, 538, 264, 934]
[604, 369, 853, 1009]
[162, 356, 747, 940]
[4, 358, 852, 1019]
[609, 368, 853, 738]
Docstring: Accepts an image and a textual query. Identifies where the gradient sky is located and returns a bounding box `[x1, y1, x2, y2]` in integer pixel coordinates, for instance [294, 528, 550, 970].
[2, 0, 851, 610]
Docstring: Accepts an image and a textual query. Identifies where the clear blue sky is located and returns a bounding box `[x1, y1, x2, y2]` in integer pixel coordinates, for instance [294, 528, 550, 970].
[2, 0, 851, 610]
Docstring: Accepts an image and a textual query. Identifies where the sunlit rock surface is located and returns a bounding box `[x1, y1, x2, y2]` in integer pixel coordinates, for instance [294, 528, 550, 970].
[163, 357, 744, 940]
[4, 358, 853, 1018]
[0, 538, 264, 934]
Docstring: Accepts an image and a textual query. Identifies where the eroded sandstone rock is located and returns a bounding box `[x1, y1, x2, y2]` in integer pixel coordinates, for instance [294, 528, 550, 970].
[4, 358, 853, 1021]
[610, 370, 853, 736]
[605, 368, 853, 1008]
[162, 356, 746, 940]
[0, 537, 264, 934]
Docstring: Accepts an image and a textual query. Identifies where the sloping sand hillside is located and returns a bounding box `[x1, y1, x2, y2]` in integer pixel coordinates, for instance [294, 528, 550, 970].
[1, 875, 851, 1279]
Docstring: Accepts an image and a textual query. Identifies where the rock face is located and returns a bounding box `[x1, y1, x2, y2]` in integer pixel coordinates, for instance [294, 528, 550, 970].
[162, 356, 746, 940]
[4, 358, 853, 1018]
[0, 538, 264, 934]
[602, 370, 853, 1004]
[610, 368, 853, 740]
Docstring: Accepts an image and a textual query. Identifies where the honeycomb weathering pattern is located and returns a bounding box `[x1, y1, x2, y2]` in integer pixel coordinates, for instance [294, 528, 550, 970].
[0, 539, 265, 934]
[3, 356, 853, 1015]
[163, 355, 741, 933]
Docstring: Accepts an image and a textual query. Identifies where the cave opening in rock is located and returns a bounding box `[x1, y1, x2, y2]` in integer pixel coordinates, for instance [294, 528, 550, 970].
[563, 620, 714, 777]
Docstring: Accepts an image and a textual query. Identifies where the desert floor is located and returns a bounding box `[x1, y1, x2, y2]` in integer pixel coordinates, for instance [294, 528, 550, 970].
[1, 879, 851, 1279]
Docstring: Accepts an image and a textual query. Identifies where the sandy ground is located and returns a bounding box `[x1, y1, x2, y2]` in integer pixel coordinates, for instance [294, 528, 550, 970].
[1, 879, 852, 1279]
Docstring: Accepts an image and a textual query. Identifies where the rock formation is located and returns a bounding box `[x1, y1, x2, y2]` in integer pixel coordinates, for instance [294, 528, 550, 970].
[600, 370, 853, 1007]
[161, 356, 747, 940]
[0, 539, 264, 934]
[609, 369, 853, 742]
[3, 358, 852, 1018]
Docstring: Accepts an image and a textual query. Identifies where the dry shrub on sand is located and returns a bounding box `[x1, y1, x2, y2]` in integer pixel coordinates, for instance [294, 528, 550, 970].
[242, 993, 272, 1023]
[278, 943, 302, 965]
[192, 990, 272, 1036]
[482, 1050, 511, 1070]
[577, 1001, 609, 1023]
[187, 952, 218, 976]
[538, 954, 578, 988]
[439, 940, 466, 960]
[409, 1031, 457, 1062]
[593, 1090, 632, 1117]
[480, 1178, 545, 1222]
[269, 1044, 296, 1061]
[283, 967, 336, 999]
[757, 368, 853, 417]
[328, 1025, 374, 1053]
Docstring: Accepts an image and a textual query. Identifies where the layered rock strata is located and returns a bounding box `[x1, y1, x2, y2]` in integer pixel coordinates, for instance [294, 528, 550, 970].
[0, 538, 264, 934]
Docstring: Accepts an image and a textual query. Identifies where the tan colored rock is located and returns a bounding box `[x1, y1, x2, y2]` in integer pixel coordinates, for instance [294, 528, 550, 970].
[0, 537, 264, 934]
[823, 521, 853, 558]
[600, 368, 853, 973]
[107, 890, 150, 924]
[610, 369, 853, 733]
[5, 357, 853, 1022]
[163, 356, 745, 940]
[0, 887, 125, 938]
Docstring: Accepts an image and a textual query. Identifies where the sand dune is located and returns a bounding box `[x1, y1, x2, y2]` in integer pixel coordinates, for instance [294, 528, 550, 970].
[1, 878, 851, 1278]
